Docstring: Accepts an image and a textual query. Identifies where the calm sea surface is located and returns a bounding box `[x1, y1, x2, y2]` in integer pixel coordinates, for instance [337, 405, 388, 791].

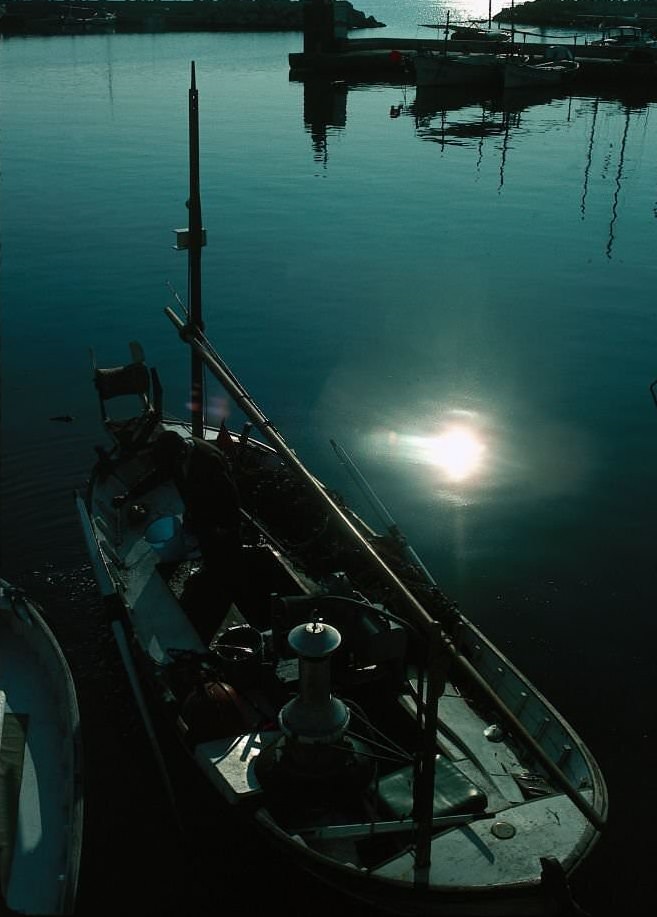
[1, 2, 656, 913]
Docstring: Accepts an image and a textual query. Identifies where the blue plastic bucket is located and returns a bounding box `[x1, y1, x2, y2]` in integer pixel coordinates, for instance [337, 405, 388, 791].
[145, 516, 185, 563]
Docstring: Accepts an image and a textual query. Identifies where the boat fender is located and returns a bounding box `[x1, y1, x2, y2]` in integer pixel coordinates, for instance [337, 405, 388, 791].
[181, 680, 248, 742]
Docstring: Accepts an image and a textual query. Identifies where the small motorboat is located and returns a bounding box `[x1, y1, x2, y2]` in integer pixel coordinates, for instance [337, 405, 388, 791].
[0, 578, 83, 915]
[77, 63, 607, 917]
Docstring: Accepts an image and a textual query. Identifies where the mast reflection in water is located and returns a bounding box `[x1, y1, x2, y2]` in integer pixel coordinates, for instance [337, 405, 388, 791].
[299, 77, 657, 261]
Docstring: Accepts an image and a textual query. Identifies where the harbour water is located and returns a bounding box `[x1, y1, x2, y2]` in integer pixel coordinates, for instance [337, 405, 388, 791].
[1, 2, 656, 913]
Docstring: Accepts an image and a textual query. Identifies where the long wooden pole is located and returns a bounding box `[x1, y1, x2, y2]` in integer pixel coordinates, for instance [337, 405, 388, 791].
[165, 306, 434, 630]
[188, 61, 204, 439]
[164, 311, 605, 833]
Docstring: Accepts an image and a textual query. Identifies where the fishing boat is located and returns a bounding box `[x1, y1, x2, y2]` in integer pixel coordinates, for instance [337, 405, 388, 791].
[413, 49, 504, 89]
[590, 25, 657, 50]
[451, 25, 510, 43]
[419, 23, 510, 44]
[504, 48, 580, 91]
[0, 579, 83, 915]
[76, 64, 607, 917]
[412, 9, 506, 90]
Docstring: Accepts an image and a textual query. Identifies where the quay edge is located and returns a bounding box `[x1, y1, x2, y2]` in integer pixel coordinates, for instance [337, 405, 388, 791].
[289, 0, 657, 89]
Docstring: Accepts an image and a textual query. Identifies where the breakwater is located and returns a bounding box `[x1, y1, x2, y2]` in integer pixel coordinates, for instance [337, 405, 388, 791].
[495, 0, 657, 29]
[0, 0, 384, 35]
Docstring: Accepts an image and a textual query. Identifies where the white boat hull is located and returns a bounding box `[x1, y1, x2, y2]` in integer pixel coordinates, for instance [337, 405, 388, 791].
[0, 580, 83, 915]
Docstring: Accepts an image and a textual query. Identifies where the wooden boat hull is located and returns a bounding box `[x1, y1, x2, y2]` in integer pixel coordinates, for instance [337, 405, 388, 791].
[0, 580, 83, 915]
[504, 60, 580, 91]
[77, 69, 606, 916]
[413, 52, 504, 88]
[78, 411, 607, 916]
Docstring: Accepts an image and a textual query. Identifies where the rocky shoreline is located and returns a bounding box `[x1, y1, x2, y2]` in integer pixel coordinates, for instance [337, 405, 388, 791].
[495, 0, 657, 29]
[0, 1, 385, 36]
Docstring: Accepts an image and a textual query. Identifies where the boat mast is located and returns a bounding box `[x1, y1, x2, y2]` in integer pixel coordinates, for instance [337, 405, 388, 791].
[166, 71, 605, 835]
[188, 61, 205, 438]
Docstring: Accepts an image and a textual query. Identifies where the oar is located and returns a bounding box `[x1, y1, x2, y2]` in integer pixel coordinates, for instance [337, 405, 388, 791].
[75, 490, 183, 834]
[165, 311, 606, 833]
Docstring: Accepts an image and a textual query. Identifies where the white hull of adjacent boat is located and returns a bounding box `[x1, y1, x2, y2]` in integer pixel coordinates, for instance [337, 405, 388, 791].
[0, 580, 83, 915]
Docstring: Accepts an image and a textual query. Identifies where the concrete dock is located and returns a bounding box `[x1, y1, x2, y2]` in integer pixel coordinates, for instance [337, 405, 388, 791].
[289, 23, 657, 93]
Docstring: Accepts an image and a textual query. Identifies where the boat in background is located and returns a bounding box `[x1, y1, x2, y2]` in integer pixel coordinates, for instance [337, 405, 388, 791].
[77, 63, 607, 917]
[590, 25, 657, 50]
[419, 22, 510, 44]
[450, 25, 510, 43]
[413, 49, 504, 88]
[504, 47, 580, 91]
[27, 4, 116, 35]
[0, 579, 83, 915]
[413, 10, 507, 89]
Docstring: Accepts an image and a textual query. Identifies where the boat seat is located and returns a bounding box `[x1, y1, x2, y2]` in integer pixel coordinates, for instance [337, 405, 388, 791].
[376, 755, 487, 820]
[92, 341, 163, 452]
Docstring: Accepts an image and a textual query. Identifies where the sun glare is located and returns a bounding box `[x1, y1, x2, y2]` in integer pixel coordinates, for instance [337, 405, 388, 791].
[425, 426, 486, 482]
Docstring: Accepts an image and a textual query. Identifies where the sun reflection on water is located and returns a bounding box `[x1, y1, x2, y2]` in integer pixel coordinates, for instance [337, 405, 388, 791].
[422, 425, 487, 482]
[375, 410, 491, 499]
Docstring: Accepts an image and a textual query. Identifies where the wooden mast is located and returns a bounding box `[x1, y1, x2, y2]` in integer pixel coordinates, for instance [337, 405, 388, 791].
[188, 61, 205, 438]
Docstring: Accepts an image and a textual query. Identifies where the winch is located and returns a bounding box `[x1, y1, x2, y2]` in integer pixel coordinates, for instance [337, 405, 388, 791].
[255, 619, 374, 800]
[278, 620, 349, 742]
